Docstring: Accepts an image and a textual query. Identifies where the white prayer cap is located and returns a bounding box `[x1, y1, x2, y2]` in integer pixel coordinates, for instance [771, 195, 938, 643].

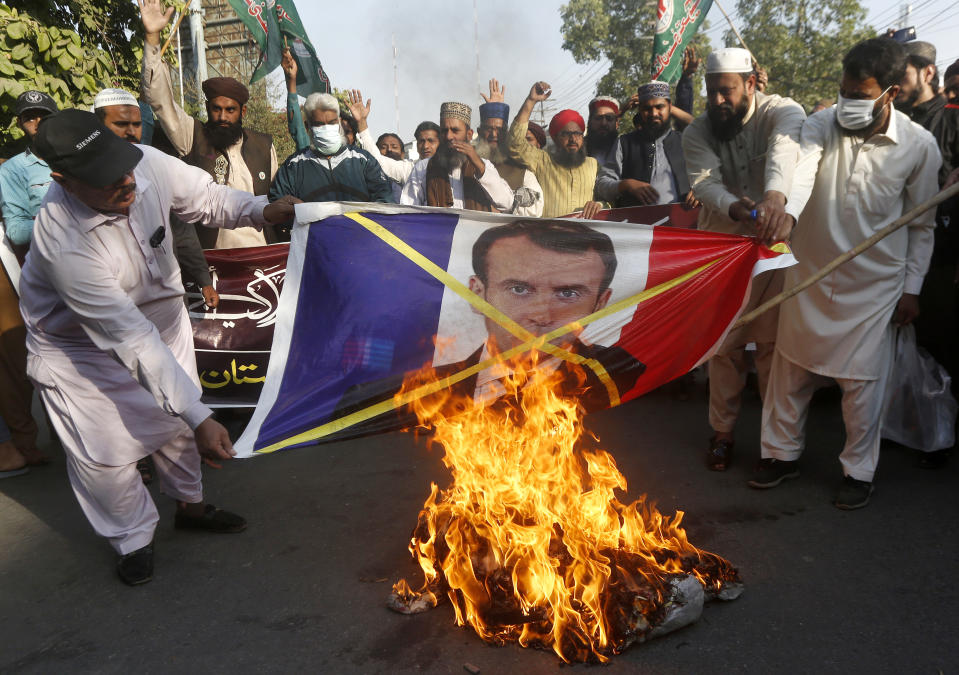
[705, 48, 754, 75]
[93, 88, 138, 110]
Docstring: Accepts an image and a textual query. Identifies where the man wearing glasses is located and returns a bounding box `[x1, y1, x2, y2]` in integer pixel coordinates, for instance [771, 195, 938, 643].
[507, 82, 602, 219]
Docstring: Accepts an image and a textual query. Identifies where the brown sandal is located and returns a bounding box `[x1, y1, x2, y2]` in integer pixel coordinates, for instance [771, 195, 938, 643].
[707, 437, 734, 471]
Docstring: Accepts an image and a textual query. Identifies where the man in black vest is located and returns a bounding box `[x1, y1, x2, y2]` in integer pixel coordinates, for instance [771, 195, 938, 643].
[139, 0, 277, 249]
[595, 81, 698, 209]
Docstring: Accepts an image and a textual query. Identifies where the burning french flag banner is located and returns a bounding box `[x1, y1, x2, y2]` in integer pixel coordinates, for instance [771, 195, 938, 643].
[234, 203, 795, 662]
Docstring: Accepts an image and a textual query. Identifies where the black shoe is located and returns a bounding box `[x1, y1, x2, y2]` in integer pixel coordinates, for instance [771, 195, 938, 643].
[175, 504, 247, 533]
[918, 449, 950, 470]
[834, 476, 874, 510]
[747, 458, 800, 489]
[117, 543, 154, 586]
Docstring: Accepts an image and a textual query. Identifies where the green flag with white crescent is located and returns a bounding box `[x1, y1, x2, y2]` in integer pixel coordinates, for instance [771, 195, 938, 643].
[226, 0, 331, 96]
[651, 0, 712, 83]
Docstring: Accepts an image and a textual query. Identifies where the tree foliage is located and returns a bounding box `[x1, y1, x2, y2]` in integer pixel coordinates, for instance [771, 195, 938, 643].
[731, 0, 873, 107]
[244, 78, 297, 163]
[560, 0, 712, 129]
[0, 1, 190, 157]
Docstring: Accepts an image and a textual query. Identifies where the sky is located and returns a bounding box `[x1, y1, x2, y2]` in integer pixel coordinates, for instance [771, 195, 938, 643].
[271, 0, 959, 142]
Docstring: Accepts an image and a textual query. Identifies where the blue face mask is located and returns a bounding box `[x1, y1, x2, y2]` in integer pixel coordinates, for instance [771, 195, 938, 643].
[311, 123, 342, 154]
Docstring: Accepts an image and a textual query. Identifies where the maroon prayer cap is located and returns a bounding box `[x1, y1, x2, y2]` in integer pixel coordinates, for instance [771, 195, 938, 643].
[202, 77, 249, 106]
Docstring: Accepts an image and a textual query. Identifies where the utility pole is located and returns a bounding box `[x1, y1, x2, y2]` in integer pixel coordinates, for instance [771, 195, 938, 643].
[189, 0, 208, 105]
[473, 0, 481, 101]
[176, 10, 184, 108]
[899, 3, 912, 28]
[393, 33, 401, 135]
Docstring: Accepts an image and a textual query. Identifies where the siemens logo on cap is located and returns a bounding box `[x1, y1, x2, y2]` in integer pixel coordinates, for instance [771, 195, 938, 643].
[75, 129, 101, 150]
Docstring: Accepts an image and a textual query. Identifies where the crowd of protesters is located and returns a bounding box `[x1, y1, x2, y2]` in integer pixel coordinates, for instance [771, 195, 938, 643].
[0, 0, 957, 586]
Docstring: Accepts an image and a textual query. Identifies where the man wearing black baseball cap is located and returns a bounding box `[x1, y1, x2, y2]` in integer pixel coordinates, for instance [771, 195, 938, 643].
[21, 109, 300, 585]
[0, 90, 58, 248]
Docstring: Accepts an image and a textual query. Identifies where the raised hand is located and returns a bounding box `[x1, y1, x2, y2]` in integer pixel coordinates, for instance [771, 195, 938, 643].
[138, 0, 174, 43]
[682, 46, 701, 77]
[481, 78, 506, 103]
[346, 89, 371, 129]
[528, 81, 552, 102]
[282, 48, 297, 83]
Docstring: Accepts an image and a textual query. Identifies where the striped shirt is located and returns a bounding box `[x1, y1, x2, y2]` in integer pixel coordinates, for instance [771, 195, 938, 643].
[506, 120, 598, 218]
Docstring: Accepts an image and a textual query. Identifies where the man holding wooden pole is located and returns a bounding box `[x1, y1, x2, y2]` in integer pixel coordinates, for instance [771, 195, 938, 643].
[749, 38, 942, 510]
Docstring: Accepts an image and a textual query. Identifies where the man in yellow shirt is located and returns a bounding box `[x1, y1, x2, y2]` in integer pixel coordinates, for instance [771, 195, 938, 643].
[507, 82, 602, 219]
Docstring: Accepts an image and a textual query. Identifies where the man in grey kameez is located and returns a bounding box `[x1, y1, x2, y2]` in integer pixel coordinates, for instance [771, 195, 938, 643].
[682, 47, 806, 471]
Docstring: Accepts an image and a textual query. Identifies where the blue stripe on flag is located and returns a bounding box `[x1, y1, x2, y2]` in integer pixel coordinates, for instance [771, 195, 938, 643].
[254, 212, 458, 449]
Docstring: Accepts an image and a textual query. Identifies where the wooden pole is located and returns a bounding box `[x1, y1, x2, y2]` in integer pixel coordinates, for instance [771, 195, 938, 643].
[160, 9, 189, 58]
[732, 181, 959, 330]
[712, 0, 752, 54]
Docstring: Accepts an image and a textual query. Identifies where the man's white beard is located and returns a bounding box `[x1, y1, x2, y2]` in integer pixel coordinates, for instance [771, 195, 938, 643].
[474, 138, 508, 164]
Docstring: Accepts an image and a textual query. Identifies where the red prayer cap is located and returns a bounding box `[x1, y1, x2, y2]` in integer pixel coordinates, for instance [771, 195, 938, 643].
[548, 109, 585, 139]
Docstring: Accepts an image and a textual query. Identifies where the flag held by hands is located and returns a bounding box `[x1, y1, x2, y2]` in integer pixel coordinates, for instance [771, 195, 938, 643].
[226, 0, 331, 96]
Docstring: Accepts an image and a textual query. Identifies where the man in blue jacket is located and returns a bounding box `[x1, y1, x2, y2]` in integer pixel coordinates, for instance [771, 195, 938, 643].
[270, 92, 393, 212]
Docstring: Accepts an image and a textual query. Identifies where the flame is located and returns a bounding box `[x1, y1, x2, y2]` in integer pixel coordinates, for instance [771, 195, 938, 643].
[391, 353, 740, 663]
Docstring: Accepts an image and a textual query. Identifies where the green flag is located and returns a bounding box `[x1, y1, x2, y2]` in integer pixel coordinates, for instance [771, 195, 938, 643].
[226, 0, 331, 96]
[650, 0, 712, 83]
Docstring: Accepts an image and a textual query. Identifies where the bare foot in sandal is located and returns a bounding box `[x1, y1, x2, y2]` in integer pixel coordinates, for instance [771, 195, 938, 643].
[20, 446, 51, 466]
[0, 440, 28, 477]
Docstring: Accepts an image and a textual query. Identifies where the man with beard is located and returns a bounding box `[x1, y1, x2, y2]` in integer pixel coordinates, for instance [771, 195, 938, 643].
[894, 42, 959, 468]
[139, 0, 278, 249]
[270, 93, 393, 205]
[586, 96, 621, 167]
[752, 38, 940, 508]
[345, 90, 441, 202]
[895, 42, 945, 131]
[682, 47, 805, 472]
[401, 102, 513, 212]
[507, 82, 602, 219]
[93, 88, 219, 312]
[473, 79, 543, 217]
[596, 81, 698, 208]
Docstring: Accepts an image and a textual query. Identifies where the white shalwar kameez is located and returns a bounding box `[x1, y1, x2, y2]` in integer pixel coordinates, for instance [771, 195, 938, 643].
[761, 107, 940, 481]
[19, 145, 269, 553]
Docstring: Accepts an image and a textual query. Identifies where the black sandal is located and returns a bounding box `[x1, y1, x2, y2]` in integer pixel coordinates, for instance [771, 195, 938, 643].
[174, 504, 247, 533]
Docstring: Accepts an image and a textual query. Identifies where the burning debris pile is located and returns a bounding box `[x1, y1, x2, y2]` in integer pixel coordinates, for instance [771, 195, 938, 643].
[388, 362, 743, 663]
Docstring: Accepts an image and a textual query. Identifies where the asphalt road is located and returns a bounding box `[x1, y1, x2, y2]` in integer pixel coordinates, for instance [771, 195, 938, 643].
[1, 376, 956, 674]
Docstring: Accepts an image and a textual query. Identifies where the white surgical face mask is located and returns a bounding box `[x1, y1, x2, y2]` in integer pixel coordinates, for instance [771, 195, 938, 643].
[311, 122, 342, 154]
[836, 86, 891, 130]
